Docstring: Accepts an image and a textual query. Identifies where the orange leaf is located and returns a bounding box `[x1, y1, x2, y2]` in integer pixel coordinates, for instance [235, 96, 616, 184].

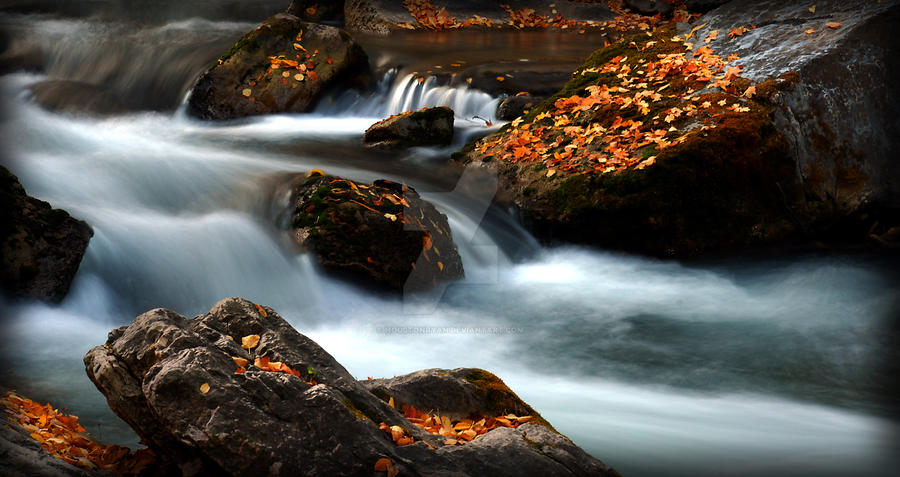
[199, 383, 210, 394]
[241, 334, 260, 349]
[254, 304, 268, 317]
[254, 356, 271, 369]
[232, 357, 249, 368]
[374, 458, 392, 472]
[826, 22, 842, 29]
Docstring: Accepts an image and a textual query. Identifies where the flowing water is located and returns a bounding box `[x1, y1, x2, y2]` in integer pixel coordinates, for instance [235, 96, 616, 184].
[1, 7, 899, 477]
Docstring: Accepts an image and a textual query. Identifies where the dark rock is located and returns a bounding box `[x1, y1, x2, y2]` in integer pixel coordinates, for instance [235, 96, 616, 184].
[496, 94, 546, 121]
[1, 166, 92, 302]
[686, 0, 900, 238]
[29, 80, 126, 116]
[684, 0, 731, 13]
[362, 368, 555, 429]
[188, 13, 368, 120]
[289, 172, 463, 291]
[287, 0, 344, 23]
[454, 1, 900, 256]
[84, 298, 619, 477]
[364, 106, 454, 149]
[624, 0, 673, 16]
[0, 415, 94, 477]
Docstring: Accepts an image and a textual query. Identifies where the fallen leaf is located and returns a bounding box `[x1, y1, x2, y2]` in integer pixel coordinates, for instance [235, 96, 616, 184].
[374, 458, 392, 472]
[496, 76, 506, 82]
[805, 28, 816, 34]
[241, 334, 260, 350]
[241, 88, 252, 97]
[826, 22, 842, 29]
[199, 383, 210, 394]
[809, 4, 816, 13]
[232, 357, 249, 368]
[254, 304, 268, 317]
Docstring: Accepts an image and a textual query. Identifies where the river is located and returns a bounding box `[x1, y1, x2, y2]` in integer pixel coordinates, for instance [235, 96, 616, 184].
[1, 5, 898, 476]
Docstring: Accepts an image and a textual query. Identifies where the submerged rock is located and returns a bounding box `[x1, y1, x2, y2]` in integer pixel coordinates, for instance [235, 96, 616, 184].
[363, 106, 454, 149]
[289, 172, 463, 291]
[29, 80, 126, 116]
[188, 13, 368, 120]
[84, 298, 619, 476]
[0, 166, 92, 302]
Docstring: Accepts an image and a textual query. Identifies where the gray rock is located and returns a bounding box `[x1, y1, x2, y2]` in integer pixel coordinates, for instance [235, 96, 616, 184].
[0, 166, 92, 302]
[289, 173, 464, 291]
[687, 0, 900, 224]
[84, 298, 619, 476]
[29, 80, 126, 116]
[188, 13, 368, 120]
[364, 106, 454, 148]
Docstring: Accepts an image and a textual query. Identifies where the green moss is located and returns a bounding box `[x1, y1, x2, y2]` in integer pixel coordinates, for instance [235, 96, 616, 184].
[218, 35, 258, 63]
[463, 370, 556, 432]
[342, 398, 372, 422]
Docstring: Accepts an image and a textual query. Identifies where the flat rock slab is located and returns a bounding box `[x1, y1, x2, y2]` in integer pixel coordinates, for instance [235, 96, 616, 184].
[84, 298, 619, 476]
[188, 13, 368, 120]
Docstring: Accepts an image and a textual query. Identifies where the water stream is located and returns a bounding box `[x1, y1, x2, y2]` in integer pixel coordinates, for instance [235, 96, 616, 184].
[1, 8, 898, 477]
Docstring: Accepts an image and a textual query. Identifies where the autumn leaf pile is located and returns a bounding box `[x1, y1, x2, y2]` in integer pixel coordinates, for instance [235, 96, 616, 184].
[399, 0, 670, 32]
[473, 26, 761, 176]
[377, 398, 535, 448]
[1, 392, 155, 474]
[238, 29, 326, 102]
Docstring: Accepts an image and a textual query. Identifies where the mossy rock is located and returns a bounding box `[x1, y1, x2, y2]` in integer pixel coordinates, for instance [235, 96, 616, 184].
[452, 24, 816, 257]
[290, 172, 463, 291]
[188, 13, 368, 120]
[361, 368, 555, 432]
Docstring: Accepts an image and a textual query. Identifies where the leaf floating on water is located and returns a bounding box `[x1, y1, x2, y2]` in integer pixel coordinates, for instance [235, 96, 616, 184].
[241, 334, 260, 350]
[199, 383, 210, 394]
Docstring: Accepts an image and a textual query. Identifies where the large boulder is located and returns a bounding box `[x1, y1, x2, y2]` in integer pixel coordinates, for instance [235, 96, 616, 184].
[363, 106, 454, 149]
[1, 166, 92, 302]
[688, 0, 900, 233]
[289, 172, 463, 291]
[454, 1, 900, 256]
[84, 297, 619, 476]
[188, 13, 368, 120]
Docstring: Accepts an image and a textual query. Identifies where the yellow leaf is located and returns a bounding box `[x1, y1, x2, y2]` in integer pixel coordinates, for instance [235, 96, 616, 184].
[388, 396, 395, 408]
[200, 383, 210, 394]
[384, 213, 397, 221]
[809, 5, 816, 13]
[241, 334, 260, 350]
[437, 261, 444, 271]
[232, 357, 249, 368]
[546, 169, 557, 178]
[241, 88, 252, 97]
[805, 28, 816, 34]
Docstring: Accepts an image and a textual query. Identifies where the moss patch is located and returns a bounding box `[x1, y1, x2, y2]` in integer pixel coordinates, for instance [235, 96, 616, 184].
[463, 369, 556, 432]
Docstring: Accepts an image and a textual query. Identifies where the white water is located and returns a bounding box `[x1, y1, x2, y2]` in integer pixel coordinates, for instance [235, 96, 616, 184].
[2, 13, 899, 477]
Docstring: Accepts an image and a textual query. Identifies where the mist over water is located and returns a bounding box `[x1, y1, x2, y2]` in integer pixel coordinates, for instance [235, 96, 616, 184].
[1, 7, 899, 477]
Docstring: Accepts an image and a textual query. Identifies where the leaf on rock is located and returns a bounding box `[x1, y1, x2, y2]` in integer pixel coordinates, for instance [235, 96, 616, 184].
[241, 334, 260, 350]
[199, 383, 210, 394]
[374, 458, 392, 472]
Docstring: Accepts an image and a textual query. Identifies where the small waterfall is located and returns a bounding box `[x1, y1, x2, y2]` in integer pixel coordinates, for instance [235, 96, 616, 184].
[319, 70, 502, 123]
